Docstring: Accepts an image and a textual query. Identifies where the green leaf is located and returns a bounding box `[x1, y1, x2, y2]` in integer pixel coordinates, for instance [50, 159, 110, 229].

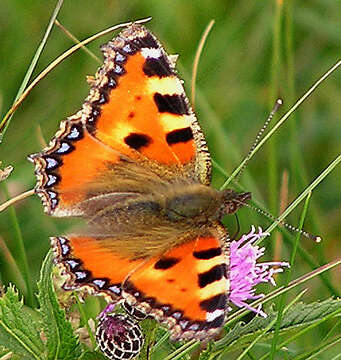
[0, 345, 21, 360]
[37, 251, 81, 360]
[139, 319, 157, 360]
[0, 285, 44, 360]
[198, 342, 214, 360]
[79, 350, 107, 360]
[214, 298, 341, 353]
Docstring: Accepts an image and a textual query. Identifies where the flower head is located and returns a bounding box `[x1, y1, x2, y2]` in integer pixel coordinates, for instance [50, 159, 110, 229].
[229, 226, 290, 317]
[96, 312, 144, 360]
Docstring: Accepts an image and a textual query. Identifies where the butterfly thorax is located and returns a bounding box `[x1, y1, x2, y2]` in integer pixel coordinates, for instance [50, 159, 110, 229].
[89, 184, 250, 231]
[163, 185, 250, 224]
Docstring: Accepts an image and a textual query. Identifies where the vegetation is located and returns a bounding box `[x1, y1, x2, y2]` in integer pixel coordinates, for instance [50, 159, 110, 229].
[0, 0, 341, 358]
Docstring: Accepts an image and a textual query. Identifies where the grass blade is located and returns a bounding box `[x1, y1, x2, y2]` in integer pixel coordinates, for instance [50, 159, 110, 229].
[221, 59, 341, 189]
[0, 0, 64, 139]
[266, 152, 341, 235]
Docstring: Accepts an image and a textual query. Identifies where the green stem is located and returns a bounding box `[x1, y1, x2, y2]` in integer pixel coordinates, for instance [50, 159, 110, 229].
[74, 294, 96, 349]
[1, 184, 34, 306]
[221, 59, 341, 189]
[268, 0, 283, 215]
[269, 193, 312, 359]
[0, 0, 64, 140]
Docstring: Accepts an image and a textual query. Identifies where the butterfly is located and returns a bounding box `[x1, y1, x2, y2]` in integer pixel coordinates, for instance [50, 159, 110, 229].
[29, 23, 251, 341]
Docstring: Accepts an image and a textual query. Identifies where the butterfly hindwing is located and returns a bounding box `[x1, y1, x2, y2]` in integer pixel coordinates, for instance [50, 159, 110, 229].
[124, 230, 229, 340]
[51, 235, 146, 299]
[52, 224, 229, 341]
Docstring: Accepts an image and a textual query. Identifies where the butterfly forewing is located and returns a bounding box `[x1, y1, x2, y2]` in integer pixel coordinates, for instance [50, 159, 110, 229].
[29, 24, 211, 217]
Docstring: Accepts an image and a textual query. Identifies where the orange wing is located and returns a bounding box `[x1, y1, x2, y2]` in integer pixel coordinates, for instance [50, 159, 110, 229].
[51, 235, 144, 299]
[52, 228, 229, 341]
[124, 234, 229, 341]
[29, 24, 211, 217]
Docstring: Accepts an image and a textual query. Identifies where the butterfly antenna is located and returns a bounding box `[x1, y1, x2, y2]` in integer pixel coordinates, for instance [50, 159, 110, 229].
[238, 200, 322, 243]
[235, 98, 283, 182]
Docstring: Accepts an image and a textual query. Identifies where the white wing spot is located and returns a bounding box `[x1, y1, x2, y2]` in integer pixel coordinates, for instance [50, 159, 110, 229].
[141, 47, 162, 59]
[206, 309, 224, 322]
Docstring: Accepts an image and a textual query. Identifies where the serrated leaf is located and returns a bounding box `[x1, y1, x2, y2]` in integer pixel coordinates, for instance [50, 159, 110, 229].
[0, 285, 44, 360]
[214, 298, 341, 353]
[38, 251, 81, 360]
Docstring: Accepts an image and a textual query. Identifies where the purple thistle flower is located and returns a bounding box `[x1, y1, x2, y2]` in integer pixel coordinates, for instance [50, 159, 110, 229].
[95, 226, 289, 358]
[229, 226, 290, 317]
[96, 313, 144, 360]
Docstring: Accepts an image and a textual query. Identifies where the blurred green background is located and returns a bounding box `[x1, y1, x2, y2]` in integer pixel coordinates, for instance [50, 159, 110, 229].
[0, 0, 340, 357]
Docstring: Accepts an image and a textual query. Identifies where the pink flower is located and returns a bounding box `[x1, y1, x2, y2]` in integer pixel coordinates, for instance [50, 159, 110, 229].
[95, 226, 289, 359]
[229, 226, 290, 317]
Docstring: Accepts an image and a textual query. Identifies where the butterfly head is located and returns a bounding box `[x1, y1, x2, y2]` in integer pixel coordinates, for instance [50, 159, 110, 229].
[221, 189, 251, 215]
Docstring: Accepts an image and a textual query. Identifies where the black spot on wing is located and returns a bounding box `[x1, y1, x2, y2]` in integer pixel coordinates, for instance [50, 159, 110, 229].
[166, 127, 193, 145]
[143, 54, 174, 78]
[198, 264, 227, 288]
[154, 93, 189, 115]
[193, 247, 222, 260]
[200, 293, 227, 311]
[133, 33, 159, 49]
[207, 314, 225, 328]
[154, 257, 180, 270]
[124, 133, 152, 150]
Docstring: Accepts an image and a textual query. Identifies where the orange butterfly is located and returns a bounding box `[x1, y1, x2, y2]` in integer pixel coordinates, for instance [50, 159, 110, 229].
[29, 23, 250, 341]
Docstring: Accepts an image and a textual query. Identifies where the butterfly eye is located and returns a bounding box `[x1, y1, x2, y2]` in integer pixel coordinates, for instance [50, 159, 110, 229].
[96, 313, 144, 360]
